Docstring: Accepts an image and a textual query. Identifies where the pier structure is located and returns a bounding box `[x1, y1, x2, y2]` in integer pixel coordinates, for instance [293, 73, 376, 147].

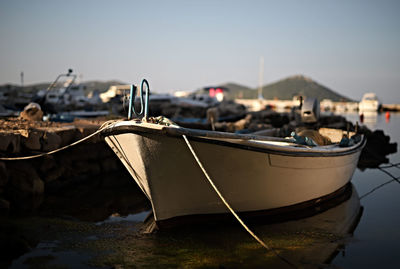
[235, 98, 399, 112]
[382, 104, 400, 111]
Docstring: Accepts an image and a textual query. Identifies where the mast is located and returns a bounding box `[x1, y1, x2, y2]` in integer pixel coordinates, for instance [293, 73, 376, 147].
[258, 56, 264, 100]
[20, 71, 24, 88]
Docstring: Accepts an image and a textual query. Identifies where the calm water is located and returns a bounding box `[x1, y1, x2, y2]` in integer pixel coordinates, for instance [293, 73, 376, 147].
[332, 112, 400, 268]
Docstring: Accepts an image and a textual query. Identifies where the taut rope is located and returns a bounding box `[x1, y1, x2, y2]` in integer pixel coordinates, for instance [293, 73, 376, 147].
[182, 134, 297, 268]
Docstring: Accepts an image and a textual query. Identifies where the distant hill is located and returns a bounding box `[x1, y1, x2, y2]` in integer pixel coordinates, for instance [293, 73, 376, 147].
[214, 75, 352, 102]
[1, 75, 351, 102]
[217, 82, 254, 99]
[0, 80, 127, 95]
[258, 75, 351, 101]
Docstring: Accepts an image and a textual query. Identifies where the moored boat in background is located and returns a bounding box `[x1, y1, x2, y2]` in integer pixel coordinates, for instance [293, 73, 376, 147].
[359, 93, 380, 113]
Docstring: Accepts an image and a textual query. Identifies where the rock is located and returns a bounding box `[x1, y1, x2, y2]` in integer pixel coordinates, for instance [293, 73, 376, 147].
[0, 222, 35, 260]
[318, 115, 349, 130]
[206, 107, 219, 130]
[358, 129, 398, 168]
[160, 103, 207, 119]
[61, 142, 112, 162]
[233, 114, 252, 130]
[0, 161, 8, 187]
[19, 109, 43, 121]
[214, 122, 234, 132]
[7, 162, 44, 196]
[39, 155, 57, 173]
[22, 130, 42, 151]
[160, 103, 180, 118]
[0, 236, 31, 260]
[19, 102, 43, 121]
[101, 157, 120, 173]
[249, 110, 290, 128]
[217, 101, 246, 118]
[41, 131, 62, 152]
[321, 121, 348, 130]
[0, 132, 21, 153]
[57, 126, 78, 147]
[75, 126, 101, 143]
[73, 160, 101, 175]
[42, 166, 65, 183]
[0, 198, 10, 215]
[269, 113, 290, 128]
[248, 123, 273, 132]
[11, 173, 44, 196]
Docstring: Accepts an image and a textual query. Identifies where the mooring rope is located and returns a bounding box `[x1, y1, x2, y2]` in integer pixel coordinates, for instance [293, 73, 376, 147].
[360, 166, 400, 199]
[379, 162, 400, 169]
[0, 121, 118, 161]
[182, 134, 297, 268]
[378, 167, 400, 184]
[360, 177, 400, 200]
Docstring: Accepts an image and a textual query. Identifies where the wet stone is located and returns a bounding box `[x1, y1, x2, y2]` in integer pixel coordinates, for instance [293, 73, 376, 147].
[57, 126, 79, 147]
[0, 198, 10, 215]
[358, 129, 398, 168]
[0, 132, 21, 153]
[0, 161, 8, 187]
[217, 101, 247, 117]
[7, 162, 45, 196]
[19, 107, 43, 121]
[73, 160, 101, 175]
[0, 221, 36, 261]
[42, 166, 66, 183]
[41, 131, 62, 152]
[22, 130, 42, 151]
[248, 122, 274, 132]
[39, 155, 57, 173]
[101, 157, 120, 173]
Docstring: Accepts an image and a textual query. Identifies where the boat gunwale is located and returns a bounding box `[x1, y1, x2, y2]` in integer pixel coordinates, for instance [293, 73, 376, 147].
[102, 122, 366, 158]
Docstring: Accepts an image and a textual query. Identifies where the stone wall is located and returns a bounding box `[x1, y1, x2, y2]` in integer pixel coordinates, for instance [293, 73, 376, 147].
[0, 118, 142, 217]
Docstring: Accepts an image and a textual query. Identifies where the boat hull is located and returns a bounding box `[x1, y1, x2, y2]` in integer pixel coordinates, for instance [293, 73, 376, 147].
[104, 123, 364, 225]
[359, 93, 380, 112]
[359, 101, 380, 112]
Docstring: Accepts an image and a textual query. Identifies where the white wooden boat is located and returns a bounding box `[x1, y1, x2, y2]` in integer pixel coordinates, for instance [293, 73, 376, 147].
[102, 119, 366, 227]
[101, 80, 366, 227]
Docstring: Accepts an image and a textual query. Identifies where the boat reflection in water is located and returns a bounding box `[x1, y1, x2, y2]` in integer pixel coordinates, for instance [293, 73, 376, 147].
[142, 184, 362, 268]
[359, 111, 378, 130]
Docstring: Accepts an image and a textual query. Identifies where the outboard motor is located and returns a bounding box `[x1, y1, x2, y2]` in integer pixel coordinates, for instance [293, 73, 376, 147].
[301, 97, 320, 123]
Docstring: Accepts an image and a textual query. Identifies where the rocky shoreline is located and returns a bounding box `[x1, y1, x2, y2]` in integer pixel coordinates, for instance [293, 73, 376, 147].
[0, 117, 140, 217]
[0, 117, 151, 267]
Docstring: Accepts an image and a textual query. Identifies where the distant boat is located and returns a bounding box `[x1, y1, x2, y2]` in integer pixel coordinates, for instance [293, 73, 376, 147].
[320, 99, 334, 112]
[42, 83, 91, 107]
[34, 69, 104, 113]
[359, 93, 380, 113]
[0, 104, 17, 117]
[46, 110, 110, 122]
[0, 91, 7, 102]
[101, 81, 366, 228]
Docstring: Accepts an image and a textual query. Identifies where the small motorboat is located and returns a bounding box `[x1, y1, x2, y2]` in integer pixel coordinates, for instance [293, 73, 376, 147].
[102, 80, 366, 228]
[359, 92, 380, 113]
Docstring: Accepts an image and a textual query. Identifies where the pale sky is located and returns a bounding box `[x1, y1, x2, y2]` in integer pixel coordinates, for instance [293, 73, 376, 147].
[0, 0, 399, 103]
